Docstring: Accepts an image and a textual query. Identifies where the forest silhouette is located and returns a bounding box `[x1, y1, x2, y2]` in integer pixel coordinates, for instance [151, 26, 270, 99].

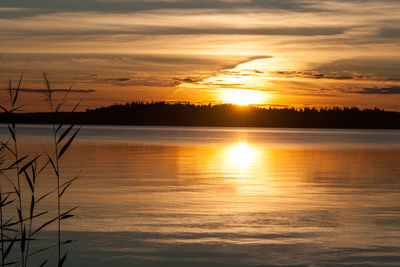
[1, 102, 400, 129]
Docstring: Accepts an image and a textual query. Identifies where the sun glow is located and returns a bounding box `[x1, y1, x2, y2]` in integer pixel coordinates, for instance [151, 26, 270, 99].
[228, 142, 257, 167]
[224, 89, 264, 106]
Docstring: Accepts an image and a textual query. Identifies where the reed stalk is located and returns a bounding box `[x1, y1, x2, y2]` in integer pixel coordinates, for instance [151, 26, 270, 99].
[0, 72, 80, 267]
[43, 72, 80, 267]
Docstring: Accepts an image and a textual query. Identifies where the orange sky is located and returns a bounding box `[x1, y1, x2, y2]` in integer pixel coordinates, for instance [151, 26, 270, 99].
[1, 0, 400, 111]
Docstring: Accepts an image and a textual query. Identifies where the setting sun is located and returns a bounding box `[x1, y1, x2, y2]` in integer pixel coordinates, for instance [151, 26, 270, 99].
[224, 89, 264, 106]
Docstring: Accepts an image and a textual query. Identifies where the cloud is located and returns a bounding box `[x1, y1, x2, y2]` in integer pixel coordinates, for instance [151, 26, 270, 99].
[92, 75, 182, 87]
[354, 86, 400, 95]
[316, 58, 400, 81]
[16, 88, 96, 93]
[127, 25, 345, 36]
[273, 70, 352, 80]
[222, 56, 271, 69]
[0, 7, 29, 11]
[271, 70, 398, 81]
[3, 25, 348, 37]
[378, 27, 400, 38]
[101, 77, 131, 82]
[174, 77, 203, 83]
[0, 0, 321, 15]
[272, 56, 400, 83]
[122, 79, 181, 87]
[0, 53, 267, 77]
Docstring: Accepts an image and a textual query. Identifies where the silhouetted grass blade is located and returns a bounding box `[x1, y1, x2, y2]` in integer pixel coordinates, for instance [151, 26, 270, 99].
[5, 211, 46, 229]
[0, 195, 12, 207]
[62, 240, 75, 245]
[46, 153, 58, 177]
[7, 78, 12, 100]
[6, 126, 15, 142]
[42, 73, 50, 92]
[59, 182, 72, 198]
[58, 128, 80, 159]
[0, 142, 16, 157]
[71, 99, 82, 113]
[0, 106, 8, 113]
[28, 239, 75, 258]
[36, 176, 79, 204]
[30, 196, 35, 219]
[60, 215, 74, 221]
[0, 195, 13, 208]
[30, 163, 36, 184]
[57, 124, 74, 145]
[32, 206, 77, 236]
[3, 236, 16, 260]
[36, 160, 50, 177]
[16, 209, 22, 225]
[58, 253, 67, 267]
[20, 226, 25, 254]
[31, 219, 57, 237]
[13, 72, 24, 108]
[3, 261, 18, 266]
[8, 155, 28, 169]
[55, 124, 64, 134]
[39, 259, 48, 267]
[23, 171, 34, 194]
[18, 156, 39, 175]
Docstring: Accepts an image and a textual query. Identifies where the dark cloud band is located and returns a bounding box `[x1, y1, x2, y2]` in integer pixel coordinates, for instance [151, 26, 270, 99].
[14, 88, 96, 93]
[355, 86, 400, 95]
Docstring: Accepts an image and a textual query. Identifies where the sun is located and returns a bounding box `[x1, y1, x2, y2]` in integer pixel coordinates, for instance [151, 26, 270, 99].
[224, 89, 264, 106]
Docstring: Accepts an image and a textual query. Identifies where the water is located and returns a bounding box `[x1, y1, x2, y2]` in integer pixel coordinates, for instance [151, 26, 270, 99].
[1, 125, 400, 266]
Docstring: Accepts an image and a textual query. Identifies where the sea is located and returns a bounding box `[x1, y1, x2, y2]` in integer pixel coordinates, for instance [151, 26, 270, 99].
[0, 124, 400, 266]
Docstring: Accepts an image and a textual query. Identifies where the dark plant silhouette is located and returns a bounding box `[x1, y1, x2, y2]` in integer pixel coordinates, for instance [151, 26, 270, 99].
[0, 73, 80, 267]
[42, 72, 80, 267]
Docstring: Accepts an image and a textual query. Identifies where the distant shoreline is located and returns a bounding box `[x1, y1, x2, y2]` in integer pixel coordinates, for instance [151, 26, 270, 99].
[1, 102, 400, 130]
[1, 122, 400, 131]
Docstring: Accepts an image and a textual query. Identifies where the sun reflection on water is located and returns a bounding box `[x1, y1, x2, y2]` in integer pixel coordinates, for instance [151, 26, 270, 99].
[224, 142, 268, 195]
[228, 142, 257, 167]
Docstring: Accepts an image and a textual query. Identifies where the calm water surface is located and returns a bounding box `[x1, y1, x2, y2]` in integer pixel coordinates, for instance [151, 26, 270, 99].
[1, 125, 400, 266]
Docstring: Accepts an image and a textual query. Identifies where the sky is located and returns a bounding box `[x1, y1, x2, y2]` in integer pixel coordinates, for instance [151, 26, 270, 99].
[1, 0, 400, 111]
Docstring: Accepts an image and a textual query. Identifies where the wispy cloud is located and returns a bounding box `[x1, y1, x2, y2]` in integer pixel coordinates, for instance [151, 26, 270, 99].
[15, 88, 96, 94]
[95, 75, 181, 87]
[1, 24, 349, 36]
[0, 0, 322, 14]
[354, 86, 400, 95]
[271, 70, 400, 82]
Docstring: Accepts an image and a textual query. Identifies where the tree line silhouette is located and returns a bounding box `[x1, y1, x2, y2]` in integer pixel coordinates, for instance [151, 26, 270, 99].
[1, 102, 400, 129]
